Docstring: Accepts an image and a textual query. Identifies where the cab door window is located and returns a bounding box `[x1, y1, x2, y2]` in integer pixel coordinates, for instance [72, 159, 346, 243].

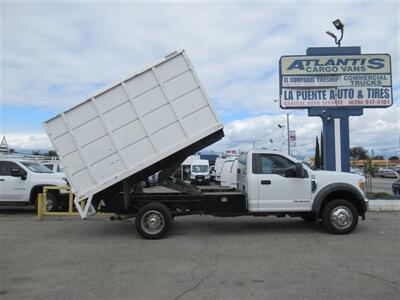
[253, 154, 297, 177]
[0, 161, 26, 176]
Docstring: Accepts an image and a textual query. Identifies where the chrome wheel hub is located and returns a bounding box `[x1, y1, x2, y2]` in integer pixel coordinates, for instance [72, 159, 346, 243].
[46, 199, 53, 211]
[331, 206, 353, 229]
[141, 210, 164, 234]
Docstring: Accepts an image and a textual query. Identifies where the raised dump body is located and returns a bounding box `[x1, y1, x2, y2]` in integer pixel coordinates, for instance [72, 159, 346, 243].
[44, 50, 224, 202]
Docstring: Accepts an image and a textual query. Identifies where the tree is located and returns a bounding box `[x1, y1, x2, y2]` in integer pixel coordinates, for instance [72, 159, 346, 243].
[31, 150, 40, 155]
[364, 159, 377, 177]
[320, 132, 324, 170]
[350, 147, 369, 160]
[47, 150, 58, 157]
[372, 155, 384, 160]
[389, 156, 399, 161]
[314, 136, 321, 169]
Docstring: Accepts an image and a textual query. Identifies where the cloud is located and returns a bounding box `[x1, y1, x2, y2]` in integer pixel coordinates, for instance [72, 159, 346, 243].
[2, 1, 398, 112]
[210, 103, 400, 158]
[0, 132, 52, 150]
[1, 104, 399, 159]
[1, 0, 399, 158]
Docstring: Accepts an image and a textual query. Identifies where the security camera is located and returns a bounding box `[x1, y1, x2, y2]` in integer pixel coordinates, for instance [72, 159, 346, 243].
[333, 19, 344, 30]
[327, 19, 344, 47]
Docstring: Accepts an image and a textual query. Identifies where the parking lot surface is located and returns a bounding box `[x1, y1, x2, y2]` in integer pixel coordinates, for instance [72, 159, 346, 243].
[1, 209, 399, 299]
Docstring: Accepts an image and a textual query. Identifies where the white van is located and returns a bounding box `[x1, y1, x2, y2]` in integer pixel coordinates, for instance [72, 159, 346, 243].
[214, 157, 226, 183]
[220, 158, 239, 189]
[181, 155, 201, 181]
[190, 159, 210, 185]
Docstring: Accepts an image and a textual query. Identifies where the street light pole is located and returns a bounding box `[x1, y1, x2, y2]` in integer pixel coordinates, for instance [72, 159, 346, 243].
[287, 113, 290, 155]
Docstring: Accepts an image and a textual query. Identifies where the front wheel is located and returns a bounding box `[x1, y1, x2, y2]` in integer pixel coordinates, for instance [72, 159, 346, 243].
[42, 192, 59, 212]
[322, 199, 358, 234]
[135, 203, 172, 239]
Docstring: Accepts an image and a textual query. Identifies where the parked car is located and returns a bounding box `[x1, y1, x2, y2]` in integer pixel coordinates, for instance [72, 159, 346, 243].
[392, 179, 400, 196]
[350, 167, 364, 176]
[374, 169, 398, 178]
[0, 158, 68, 211]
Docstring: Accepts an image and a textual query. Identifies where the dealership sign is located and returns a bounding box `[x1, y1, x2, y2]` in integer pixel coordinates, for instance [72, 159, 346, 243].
[279, 54, 392, 108]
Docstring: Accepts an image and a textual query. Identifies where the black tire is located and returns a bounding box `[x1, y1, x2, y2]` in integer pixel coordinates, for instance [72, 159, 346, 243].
[46, 192, 59, 212]
[34, 192, 59, 212]
[46, 192, 60, 211]
[322, 199, 358, 234]
[135, 202, 172, 239]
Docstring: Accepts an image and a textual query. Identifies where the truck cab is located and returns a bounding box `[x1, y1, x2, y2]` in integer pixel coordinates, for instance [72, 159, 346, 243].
[190, 159, 210, 185]
[237, 150, 368, 229]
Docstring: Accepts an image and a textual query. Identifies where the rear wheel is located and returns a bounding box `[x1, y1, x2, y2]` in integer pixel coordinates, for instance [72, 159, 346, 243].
[135, 203, 172, 239]
[322, 199, 358, 234]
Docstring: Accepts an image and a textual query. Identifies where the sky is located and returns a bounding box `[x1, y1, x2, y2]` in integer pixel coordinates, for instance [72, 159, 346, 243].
[1, 0, 399, 159]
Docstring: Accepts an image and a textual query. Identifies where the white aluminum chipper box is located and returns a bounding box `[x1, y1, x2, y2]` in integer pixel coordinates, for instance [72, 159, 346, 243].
[44, 50, 224, 218]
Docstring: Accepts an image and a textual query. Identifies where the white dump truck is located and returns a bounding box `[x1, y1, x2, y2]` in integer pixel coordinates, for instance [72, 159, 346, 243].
[44, 50, 368, 239]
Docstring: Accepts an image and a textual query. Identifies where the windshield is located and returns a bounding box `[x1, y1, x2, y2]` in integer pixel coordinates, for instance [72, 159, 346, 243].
[192, 165, 208, 173]
[21, 162, 53, 173]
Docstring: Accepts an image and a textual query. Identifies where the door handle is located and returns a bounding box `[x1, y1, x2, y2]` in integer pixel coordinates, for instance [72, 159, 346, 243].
[0, 179, 4, 181]
[261, 180, 271, 185]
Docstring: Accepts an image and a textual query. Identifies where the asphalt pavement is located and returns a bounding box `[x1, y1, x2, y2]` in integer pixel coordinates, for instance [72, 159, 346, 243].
[0, 208, 399, 299]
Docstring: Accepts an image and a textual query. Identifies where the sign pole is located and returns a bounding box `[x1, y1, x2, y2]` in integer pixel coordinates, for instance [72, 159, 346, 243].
[287, 113, 290, 155]
[306, 47, 363, 172]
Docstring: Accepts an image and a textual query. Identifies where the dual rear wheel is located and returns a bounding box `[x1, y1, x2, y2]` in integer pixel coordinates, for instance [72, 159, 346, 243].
[135, 202, 172, 239]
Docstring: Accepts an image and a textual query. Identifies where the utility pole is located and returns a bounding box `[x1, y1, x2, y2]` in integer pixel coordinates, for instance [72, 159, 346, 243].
[287, 113, 290, 155]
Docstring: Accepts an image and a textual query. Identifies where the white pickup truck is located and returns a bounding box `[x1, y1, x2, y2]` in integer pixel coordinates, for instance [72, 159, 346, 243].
[0, 158, 68, 211]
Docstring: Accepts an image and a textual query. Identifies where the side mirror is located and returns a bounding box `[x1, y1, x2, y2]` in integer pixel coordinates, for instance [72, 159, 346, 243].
[11, 168, 27, 180]
[11, 168, 22, 177]
[295, 163, 305, 178]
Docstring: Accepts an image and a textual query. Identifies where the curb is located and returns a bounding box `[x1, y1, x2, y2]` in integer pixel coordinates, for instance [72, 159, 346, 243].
[368, 199, 400, 212]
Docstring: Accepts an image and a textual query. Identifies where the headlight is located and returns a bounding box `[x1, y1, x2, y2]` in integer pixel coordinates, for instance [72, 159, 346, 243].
[359, 179, 366, 192]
